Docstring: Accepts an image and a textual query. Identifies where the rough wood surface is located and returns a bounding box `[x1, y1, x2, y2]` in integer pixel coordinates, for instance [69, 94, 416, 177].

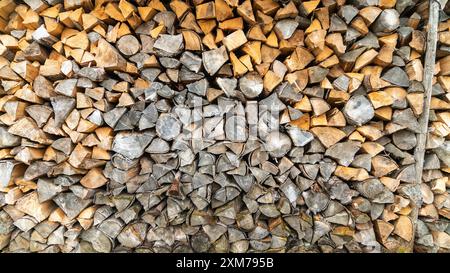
[411, 0, 441, 253]
[0, 0, 446, 254]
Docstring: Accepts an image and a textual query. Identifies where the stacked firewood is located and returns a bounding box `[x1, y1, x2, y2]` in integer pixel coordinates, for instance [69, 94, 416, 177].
[0, 0, 443, 253]
[414, 0, 450, 253]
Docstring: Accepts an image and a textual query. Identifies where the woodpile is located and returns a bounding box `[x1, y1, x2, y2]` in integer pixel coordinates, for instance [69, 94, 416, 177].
[0, 0, 446, 253]
[414, 0, 450, 253]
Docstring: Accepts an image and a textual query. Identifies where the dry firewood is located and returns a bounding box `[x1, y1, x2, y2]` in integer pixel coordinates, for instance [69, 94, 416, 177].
[116, 34, 141, 56]
[202, 45, 229, 75]
[343, 95, 374, 126]
[371, 9, 400, 35]
[95, 38, 127, 71]
[310, 127, 346, 148]
[222, 30, 247, 51]
[0, 0, 440, 254]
